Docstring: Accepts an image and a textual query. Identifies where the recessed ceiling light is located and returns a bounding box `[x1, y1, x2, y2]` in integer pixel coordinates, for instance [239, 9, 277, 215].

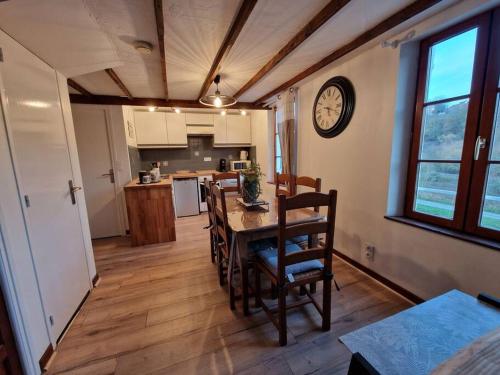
[240, 110, 247, 116]
[134, 41, 153, 55]
[174, 108, 181, 114]
[220, 110, 227, 116]
[148, 106, 157, 112]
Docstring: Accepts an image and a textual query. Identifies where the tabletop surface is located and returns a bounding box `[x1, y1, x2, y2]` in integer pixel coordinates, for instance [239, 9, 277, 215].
[339, 289, 500, 375]
[225, 193, 323, 233]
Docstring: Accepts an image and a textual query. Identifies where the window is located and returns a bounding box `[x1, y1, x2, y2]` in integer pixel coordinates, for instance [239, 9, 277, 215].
[405, 8, 500, 241]
[274, 109, 282, 176]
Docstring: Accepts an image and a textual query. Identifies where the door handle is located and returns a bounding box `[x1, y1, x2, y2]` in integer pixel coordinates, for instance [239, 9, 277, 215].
[474, 136, 487, 160]
[68, 180, 82, 205]
[101, 168, 115, 183]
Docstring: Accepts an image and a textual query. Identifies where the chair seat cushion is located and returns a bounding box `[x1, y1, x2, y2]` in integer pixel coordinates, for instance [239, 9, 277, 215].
[248, 238, 277, 254]
[256, 243, 323, 277]
[286, 235, 309, 248]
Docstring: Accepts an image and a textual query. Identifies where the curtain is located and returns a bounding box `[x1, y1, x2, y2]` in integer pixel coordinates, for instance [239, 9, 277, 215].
[276, 88, 297, 177]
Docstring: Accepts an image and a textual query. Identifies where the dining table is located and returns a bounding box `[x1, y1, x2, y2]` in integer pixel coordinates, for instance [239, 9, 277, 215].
[225, 192, 324, 315]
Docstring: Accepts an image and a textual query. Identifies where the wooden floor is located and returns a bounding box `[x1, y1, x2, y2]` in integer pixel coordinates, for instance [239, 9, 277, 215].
[48, 214, 411, 375]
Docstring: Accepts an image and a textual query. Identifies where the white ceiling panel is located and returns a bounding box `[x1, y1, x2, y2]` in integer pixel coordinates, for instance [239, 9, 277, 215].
[163, 0, 242, 100]
[72, 71, 124, 96]
[0, 0, 122, 77]
[210, 0, 330, 97]
[238, 0, 459, 102]
[82, 0, 164, 98]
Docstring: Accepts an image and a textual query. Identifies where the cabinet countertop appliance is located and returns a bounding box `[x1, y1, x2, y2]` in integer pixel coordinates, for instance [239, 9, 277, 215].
[173, 177, 200, 217]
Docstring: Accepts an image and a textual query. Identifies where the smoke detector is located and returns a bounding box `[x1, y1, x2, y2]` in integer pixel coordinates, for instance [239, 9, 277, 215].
[134, 41, 153, 54]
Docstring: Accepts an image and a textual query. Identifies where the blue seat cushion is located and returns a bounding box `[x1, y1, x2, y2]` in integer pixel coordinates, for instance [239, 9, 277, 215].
[248, 238, 277, 254]
[256, 243, 323, 276]
[289, 235, 309, 247]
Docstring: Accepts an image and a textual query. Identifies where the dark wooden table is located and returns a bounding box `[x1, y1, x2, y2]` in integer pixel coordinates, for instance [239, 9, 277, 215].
[339, 289, 500, 375]
[225, 192, 324, 315]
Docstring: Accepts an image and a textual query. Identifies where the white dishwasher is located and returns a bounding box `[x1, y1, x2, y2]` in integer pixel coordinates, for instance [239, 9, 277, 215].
[173, 177, 200, 217]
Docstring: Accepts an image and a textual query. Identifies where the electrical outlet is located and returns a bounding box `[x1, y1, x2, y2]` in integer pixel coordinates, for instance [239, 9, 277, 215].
[194, 151, 200, 156]
[228, 154, 233, 160]
[204, 156, 212, 162]
[162, 161, 168, 167]
[363, 243, 375, 260]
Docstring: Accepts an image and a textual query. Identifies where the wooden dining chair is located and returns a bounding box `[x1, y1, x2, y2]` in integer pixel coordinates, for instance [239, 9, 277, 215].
[211, 183, 236, 309]
[275, 173, 295, 197]
[203, 178, 217, 264]
[254, 190, 337, 346]
[213, 171, 241, 194]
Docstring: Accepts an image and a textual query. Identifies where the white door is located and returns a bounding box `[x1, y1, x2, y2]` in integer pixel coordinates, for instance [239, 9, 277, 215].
[72, 107, 121, 239]
[134, 111, 168, 145]
[0, 32, 90, 340]
[165, 112, 187, 145]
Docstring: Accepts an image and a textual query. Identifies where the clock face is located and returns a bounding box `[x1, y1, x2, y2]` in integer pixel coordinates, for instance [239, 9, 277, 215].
[314, 86, 344, 130]
[313, 76, 355, 138]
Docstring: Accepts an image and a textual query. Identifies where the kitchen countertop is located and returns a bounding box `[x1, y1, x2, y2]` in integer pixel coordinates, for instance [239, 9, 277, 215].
[124, 170, 222, 188]
[124, 178, 173, 189]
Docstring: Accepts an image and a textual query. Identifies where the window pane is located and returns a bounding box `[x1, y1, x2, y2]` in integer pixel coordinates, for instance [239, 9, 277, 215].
[425, 28, 477, 102]
[275, 135, 281, 157]
[414, 162, 460, 219]
[419, 99, 469, 160]
[276, 157, 282, 174]
[488, 94, 500, 160]
[479, 164, 500, 231]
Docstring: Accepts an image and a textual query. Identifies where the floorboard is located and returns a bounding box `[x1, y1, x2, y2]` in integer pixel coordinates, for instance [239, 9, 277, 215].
[47, 214, 411, 375]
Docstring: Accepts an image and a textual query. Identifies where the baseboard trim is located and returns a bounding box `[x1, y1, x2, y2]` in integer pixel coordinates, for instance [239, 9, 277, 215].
[39, 344, 54, 373]
[332, 249, 424, 305]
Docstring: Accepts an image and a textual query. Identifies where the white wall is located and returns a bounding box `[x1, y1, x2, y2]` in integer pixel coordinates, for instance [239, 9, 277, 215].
[295, 0, 500, 300]
[71, 104, 132, 233]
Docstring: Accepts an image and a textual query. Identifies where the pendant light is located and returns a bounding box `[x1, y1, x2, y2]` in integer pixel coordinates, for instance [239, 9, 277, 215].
[199, 74, 237, 108]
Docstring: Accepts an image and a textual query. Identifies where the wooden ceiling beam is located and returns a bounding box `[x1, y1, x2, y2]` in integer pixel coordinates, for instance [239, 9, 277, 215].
[254, 0, 442, 104]
[67, 78, 93, 96]
[69, 94, 269, 110]
[198, 0, 257, 100]
[154, 0, 168, 99]
[105, 68, 133, 99]
[233, 0, 351, 99]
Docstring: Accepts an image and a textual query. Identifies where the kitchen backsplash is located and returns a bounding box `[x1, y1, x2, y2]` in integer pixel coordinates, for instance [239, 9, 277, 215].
[138, 136, 250, 174]
[128, 146, 142, 179]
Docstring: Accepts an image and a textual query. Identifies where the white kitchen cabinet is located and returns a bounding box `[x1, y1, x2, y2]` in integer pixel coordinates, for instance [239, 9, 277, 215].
[185, 113, 214, 125]
[226, 115, 251, 144]
[213, 114, 227, 144]
[134, 111, 168, 145]
[165, 112, 188, 145]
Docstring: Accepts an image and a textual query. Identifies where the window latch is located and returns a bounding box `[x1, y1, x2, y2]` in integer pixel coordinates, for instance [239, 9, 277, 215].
[474, 136, 487, 160]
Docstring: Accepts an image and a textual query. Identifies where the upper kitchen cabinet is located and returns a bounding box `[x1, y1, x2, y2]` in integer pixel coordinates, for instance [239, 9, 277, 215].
[213, 114, 227, 144]
[134, 111, 187, 148]
[185, 113, 214, 125]
[134, 111, 168, 146]
[165, 113, 188, 146]
[227, 115, 251, 145]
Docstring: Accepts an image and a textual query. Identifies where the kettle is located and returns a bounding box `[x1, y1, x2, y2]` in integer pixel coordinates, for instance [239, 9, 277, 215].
[240, 150, 248, 160]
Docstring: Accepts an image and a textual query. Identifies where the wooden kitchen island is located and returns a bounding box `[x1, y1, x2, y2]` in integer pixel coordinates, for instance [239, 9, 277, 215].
[124, 178, 176, 246]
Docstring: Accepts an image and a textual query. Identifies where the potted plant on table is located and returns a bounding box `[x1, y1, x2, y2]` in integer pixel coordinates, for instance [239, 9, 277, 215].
[240, 163, 263, 203]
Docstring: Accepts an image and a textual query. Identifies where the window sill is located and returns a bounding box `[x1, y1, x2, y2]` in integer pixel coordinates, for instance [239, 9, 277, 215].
[384, 216, 500, 251]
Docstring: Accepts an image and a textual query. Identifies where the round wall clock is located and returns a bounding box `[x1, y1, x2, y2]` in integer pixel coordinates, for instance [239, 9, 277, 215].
[312, 76, 355, 138]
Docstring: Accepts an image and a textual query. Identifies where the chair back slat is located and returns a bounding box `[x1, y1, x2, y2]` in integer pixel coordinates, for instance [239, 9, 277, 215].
[211, 183, 231, 255]
[284, 191, 330, 211]
[275, 173, 295, 197]
[284, 248, 325, 266]
[285, 221, 329, 239]
[213, 172, 241, 193]
[295, 176, 321, 212]
[277, 190, 337, 283]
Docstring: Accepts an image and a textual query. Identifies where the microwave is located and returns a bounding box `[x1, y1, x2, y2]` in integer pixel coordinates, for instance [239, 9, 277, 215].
[230, 160, 251, 171]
